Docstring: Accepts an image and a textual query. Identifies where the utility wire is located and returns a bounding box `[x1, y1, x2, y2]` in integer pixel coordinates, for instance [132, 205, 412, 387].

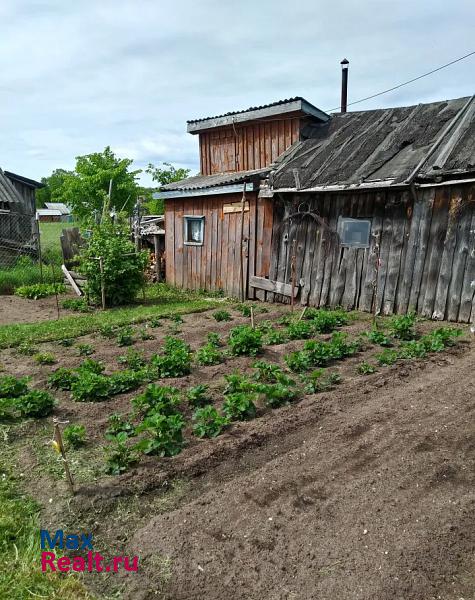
[326, 50, 475, 112]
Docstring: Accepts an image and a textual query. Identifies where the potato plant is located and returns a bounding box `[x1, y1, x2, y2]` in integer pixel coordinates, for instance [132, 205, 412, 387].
[228, 325, 263, 356]
[186, 384, 211, 408]
[150, 337, 192, 378]
[222, 392, 257, 421]
[135, 413, 186, 457]
[192, 406, 229, 438]
[63, 424, 87, 448]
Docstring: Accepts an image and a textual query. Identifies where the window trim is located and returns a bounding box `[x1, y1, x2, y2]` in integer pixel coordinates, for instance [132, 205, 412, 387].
[183, 215, 205, 246]
[337, 216, 372, 249]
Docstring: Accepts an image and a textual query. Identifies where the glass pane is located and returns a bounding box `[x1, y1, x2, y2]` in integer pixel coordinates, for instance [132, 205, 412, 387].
[338, 218, 371, 247]
[186, 218, 203, 243]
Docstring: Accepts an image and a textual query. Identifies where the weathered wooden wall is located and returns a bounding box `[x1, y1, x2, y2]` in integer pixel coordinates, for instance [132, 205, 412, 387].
[7, 179, 36, 214]
[199, 117, 302, 175]
[165, 192, 273, 299]
[264, 184, 475, 322]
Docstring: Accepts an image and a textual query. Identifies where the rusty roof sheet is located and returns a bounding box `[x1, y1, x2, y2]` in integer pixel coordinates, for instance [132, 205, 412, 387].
[272, 96, 475, 190]
[160, 168, 268, 192]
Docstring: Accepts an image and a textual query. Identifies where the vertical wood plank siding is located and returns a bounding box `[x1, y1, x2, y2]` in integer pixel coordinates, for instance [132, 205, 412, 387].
[266, 184, 475, 322]
[199, 116, 303, 175]
[165, 183, 475, 322]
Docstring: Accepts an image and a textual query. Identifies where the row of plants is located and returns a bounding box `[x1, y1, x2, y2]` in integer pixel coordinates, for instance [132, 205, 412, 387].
[0, 375, 55, 420]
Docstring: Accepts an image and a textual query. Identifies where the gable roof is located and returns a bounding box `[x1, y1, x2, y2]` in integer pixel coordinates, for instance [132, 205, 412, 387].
[187, 97, 329, 133]
[272, 96, 475, 191]
[4, 171, 43, 189]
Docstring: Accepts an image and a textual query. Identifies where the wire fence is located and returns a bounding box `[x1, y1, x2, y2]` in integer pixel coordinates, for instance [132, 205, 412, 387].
[0, 210, 40, 268]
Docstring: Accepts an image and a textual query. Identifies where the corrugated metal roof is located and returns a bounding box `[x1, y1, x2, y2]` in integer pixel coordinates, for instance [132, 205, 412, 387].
[160, 168, 269, 192]
[0, 169, 23, 206]
[187, 97, 306, 124]
[272, 96, 475, 190]
[44, 202, 70, 214]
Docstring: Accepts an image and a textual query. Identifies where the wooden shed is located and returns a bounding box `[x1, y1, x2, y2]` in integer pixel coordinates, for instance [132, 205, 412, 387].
[161, 94, 475, 323]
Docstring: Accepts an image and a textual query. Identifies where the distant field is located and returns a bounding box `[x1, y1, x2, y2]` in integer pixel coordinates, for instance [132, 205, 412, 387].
[39, 221, 77, 260]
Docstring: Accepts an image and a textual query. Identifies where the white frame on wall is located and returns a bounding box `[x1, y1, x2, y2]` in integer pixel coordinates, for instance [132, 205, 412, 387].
[183, 215, 205, 246]
[337, 216, 372, 248]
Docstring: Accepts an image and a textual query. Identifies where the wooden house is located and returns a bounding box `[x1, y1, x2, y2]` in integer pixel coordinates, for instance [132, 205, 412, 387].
[161, 94, 475, 323]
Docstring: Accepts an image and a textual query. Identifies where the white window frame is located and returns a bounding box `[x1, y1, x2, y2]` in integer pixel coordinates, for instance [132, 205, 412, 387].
[183, 215, 205, 246]
[337, 217, 372, 248]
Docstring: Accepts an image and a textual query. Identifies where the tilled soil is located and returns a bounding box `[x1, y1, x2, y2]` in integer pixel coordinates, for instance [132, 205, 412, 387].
[9, 306, 475, 599]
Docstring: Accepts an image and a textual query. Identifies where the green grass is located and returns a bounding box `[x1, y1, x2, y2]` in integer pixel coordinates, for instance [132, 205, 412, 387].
[0, 295, 219, 348]
[0, 426, 91, 599]
[39, 221, 77, 264]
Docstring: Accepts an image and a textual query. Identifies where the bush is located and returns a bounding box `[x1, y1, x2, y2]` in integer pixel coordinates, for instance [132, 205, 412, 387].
[47, 368, 79, 390]
[285, 333, 359, 372]
[99, 324, 116, 338]
[376, 348, 399, 366]
[264, 328, 288, 345]
[196, 343, 223, 366]
[308, 308, 348, 333]
[61, 298, 91, 312]
[235, 303, 253, 317]
[186, 384, 211, 408]
[71, 372, 111, 402]
[366, 328, 392, 347]
[150, 337, 192, 378]
[255, 382, 299, 408]
[108, 369, 147, 395]
[206, 332, 222, 347]
[33, 353, 56, 365]
[300, 369, 342, 393]
[132, 384, 180, 415]
[0, 375, 29, 398]
[117, 348, 146, 370]
[223, 372, 256, 395]
[286, 321, 314, 340]
[390, 313, 417, 340]
[63, 424, 86, 448]
[116, 327, 134, 347]
[252, 360, 295, 386]
[105, 432, 138, 475]
[135, 413, 185, 456]
[213, 310, 232, 322]
[14, 283, 66, 300]
[79, 220, 149, 306]
[228, 325, 263, 356]
[77, 343, 94, 356]
[192, 406, 228, 438]
[106, 413, 135, 439]
[222, 392, 257, 421]
[15, 390, 55, 418]
[78, 358, 105, 374]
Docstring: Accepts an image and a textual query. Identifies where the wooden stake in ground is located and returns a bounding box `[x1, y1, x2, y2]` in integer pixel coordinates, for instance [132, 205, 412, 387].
[298, 306, 307, 321]
[290, 239, 297, 312]
[250, 305, 255, 329]
[99, 256, 106, 310]
[52, 418, 75, 495]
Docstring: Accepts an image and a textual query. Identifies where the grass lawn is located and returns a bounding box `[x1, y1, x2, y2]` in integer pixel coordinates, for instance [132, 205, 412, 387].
[40, 221, 78, 264]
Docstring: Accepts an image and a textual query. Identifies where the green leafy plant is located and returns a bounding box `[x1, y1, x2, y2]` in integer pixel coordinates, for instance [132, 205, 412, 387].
[135, 413, 185, 457]
[116, 327, 135, 347]
[105, 432, 139, 475]
[213, 310, 232, 322]
[228, 325, 263, 356]
[118, 348, 146, 370]
[223, 372, 256, 395]
[252, 360, 295, 386]
[47, 367, 79, 390]
[15, 390, 55, 418]
[285, 333, 359, 372]
[169, 314, 184, 324]
[376, 348, 399, 366]
[286, 321, 314, 340]
[192, 405, 228, 438]
[0, 375, 29, 398]
[33, 352, 56, 365]
[255, 382, 299, 408]
[222, 392, 257, 421]
[132, 384, 180, 415]
[235, 303, 252, 317]
[366, 328, 393, 347]
[150, 337, 192, 378]
[389, 313, 417, 340]
[78, 358, 105, 374]
[79, 220, 149, 306]
[99, 324, 116, 338]
[71, 372, 111, 402]
[57, 338, 74, 347]
[15, 342, 38, 356]
[61, 298, 91, 312]
[63, 424, 87, 448]
[77, 343, 94, 356]
[106, 413, 135, 439]
[196, 343, 223, 366]
[148, 316, 163, 328]
[264, 328, 288, 345]
[357, 361, 377, 375]
[308, 308, 348, 333]
[206, 332, 222, 347]
[108, 369, 147, 395]
[14, 283, 66, 300]
[138, 327, 154, 341]
[186, 384, 211, 408]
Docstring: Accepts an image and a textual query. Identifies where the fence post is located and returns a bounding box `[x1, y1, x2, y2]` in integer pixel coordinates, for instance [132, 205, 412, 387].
[99, 256, 106, 310]
[35, 217, 43, 283]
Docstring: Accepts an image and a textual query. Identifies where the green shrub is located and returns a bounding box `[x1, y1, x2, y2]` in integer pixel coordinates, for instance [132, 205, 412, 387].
[206, 332, 222, 347]
[376, 348, 399, 366]
[106, 413, 135, 439]
[223, 372, 255, 395]
[256, 320, 274, 334]
[285, 350, 312, 372]
[255, 382, 299, 408]
[78, 358, 105, 374]
[213, 310, 232, 322]
[14, 283, 66, 300]
[286, 321, 314, 340]
[398, 340, 427, 359]
[192, 405, 228, 438]
[15, 390, 55, 418]
[252, 360, 295, 386]
[169, 314, 183, 324]
[100, 324, 116, 338]
[135, 413, 185, 456]
[186, 384, 210, 408]
[223, 392, 257, 421]
[0, 375, 29, 398]
[108, 369, 147, 395]
[61, 298, 91, 312]
[148, 316, 163, 328]
[47, 368, 79, 390]
[390, 313, 417, 340]
[196, 343, 223, 366]
[105, 432, 138, 475]
[300, 369, 341, 393]
[235, 303, 252, 317]
[71, 372, 111, 402]
[366, 328, 393, 347]
[264, 328, 288, 345]
[116, 327, 134, 347]
[150, 337, 192, 378]
[309, 308, 348, 333]
[228, 325, 263, 356]
[285, 333, 359, 372]
[33, 352, 56, 365]
[422, 327, 462, 351]
[77, 343, 94, 356]
[57, 338, 74, 347]
[357, 361, 377, 375]
[79, 220, 149, 306]
[117, 348, 146, 370]
[132, 384, 180, 415]
[63, 424, 86, 448]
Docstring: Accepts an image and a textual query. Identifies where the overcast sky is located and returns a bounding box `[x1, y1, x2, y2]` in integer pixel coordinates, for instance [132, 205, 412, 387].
[1, 0, 474, 185]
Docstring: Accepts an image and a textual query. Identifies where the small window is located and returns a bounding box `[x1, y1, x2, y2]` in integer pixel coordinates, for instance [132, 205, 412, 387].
[184, 215, 205, 245]
[337, 217, 371, 248]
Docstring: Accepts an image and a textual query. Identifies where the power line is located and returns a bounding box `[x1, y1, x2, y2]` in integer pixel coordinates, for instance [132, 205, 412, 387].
[326, 50, 475, 112]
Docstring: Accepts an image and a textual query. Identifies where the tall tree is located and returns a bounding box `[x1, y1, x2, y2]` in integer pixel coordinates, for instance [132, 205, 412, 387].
[144, 162, 190, 214]
[57, 146, 141, 221]
[35, 168, 73, 208]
